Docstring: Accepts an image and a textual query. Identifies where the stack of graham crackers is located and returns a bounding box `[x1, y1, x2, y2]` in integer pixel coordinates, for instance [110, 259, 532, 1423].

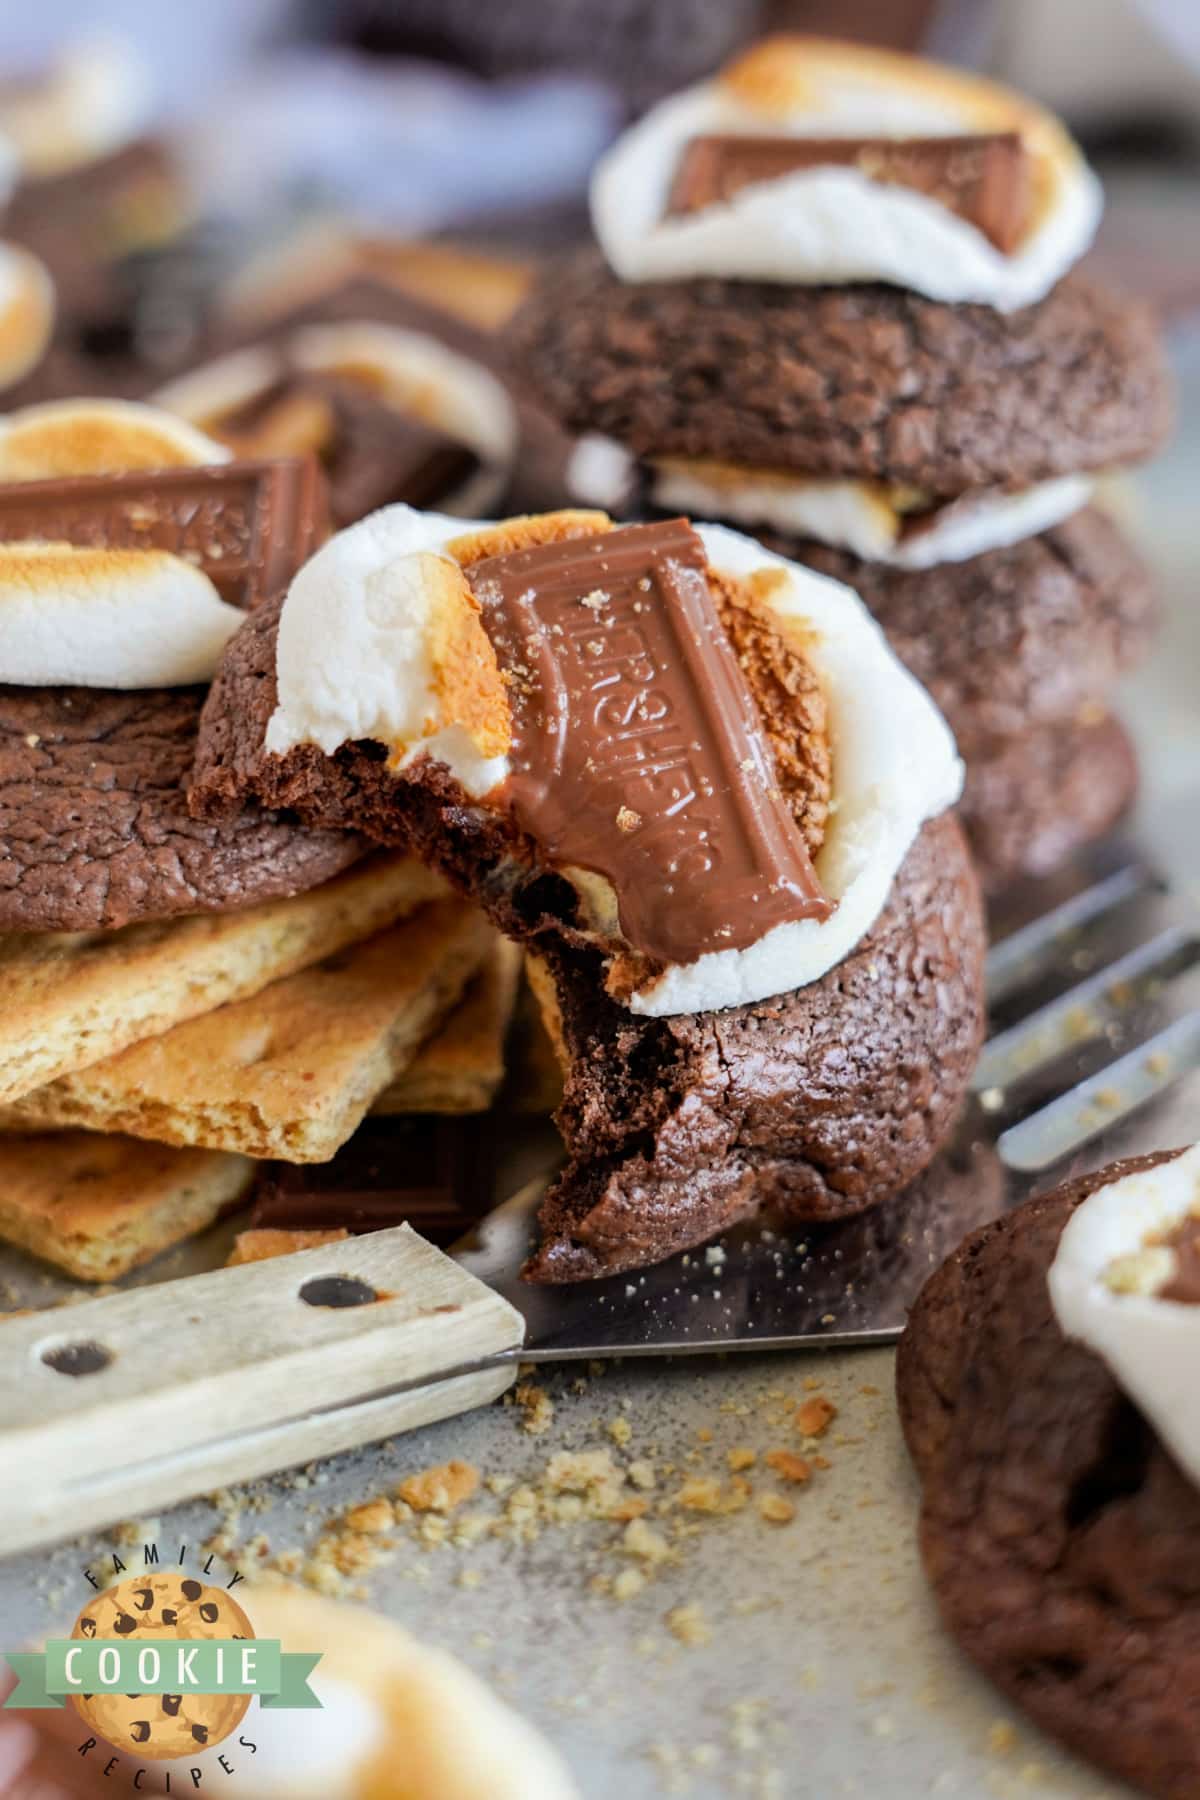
[0, 401, 532, 1289]
[0, 859, 523, 1282]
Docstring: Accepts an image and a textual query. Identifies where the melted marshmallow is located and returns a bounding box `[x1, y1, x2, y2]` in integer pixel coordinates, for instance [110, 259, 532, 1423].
[592, 42, 1101, 309]
[648, 462, 1094, 568]
[268, 507, 961, 1014]
[1049, 1145, 1200, 1489]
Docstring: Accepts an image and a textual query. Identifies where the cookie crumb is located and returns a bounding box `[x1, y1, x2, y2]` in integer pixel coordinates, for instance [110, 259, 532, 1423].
[794, 1397, 837, 1438]
[397, 1460, 479, 1514]
[765, 1450, 812, 1485]
[758, 1494, 795, 1525]
[666, 1603, 713, 1648]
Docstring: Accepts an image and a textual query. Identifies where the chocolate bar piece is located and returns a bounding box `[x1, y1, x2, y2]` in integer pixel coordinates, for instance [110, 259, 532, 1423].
[667, 132, 1031, 254]
[0, 456, 328, 610]
[249, 1116, 493, 1244]
[467, 517, 830, 967]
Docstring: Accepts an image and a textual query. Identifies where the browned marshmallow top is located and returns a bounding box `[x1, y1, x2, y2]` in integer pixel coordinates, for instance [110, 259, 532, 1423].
[463, 517, 831, 968]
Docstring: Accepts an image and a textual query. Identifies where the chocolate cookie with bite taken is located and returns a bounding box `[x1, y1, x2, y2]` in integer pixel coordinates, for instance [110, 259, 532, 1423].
[193, 503, 984, 1277]
[898, 1146, 1200, 1800]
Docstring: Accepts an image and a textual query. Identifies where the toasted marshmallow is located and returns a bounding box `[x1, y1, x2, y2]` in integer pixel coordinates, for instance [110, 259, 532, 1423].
[290, 322, 515, 467]
[0, 35, 152, 179]
[592, 38, 1101, 309]
[266, 504, 518, 796]
[0, 398, 230, 483]
[647, 460, 1094, 568]
[0, 542, 242, 687]
[268, 506, 961, 1014]
[0, 243, 55, 395]
[156, 321, 516, 513]
[1049, 1145, 1200, 1491]
[186, 1586, 579, 1800]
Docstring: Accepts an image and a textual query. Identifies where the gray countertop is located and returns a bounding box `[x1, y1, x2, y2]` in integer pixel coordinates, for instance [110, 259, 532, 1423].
[1, 335, 1197, 1800]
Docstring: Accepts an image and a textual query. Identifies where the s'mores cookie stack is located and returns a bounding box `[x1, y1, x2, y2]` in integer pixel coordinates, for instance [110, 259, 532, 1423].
[0, 400, 512, 1286]
[194, 500, 986, 1281]
[511, 38, 1174, 892]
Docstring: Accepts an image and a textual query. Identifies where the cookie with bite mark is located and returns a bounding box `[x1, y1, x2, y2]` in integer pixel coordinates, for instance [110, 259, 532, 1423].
[192, 503, 980, 1277]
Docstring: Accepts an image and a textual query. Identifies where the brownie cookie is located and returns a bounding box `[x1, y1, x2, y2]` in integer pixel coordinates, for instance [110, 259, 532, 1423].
[897, 1152, 1200, 1800]
[509, 254, 1172, 496]
[763, 507, 1156, 752]
[0, 684, 359, 932]
[959, 710, 1137, 893]
[526, 811, 985, 1280]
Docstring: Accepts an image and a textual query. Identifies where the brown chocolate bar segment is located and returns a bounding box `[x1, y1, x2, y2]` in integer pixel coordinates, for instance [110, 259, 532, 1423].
[0, 456, 328, 610]
[249, 1116, 493, 1245]
[667, 132, 1031, 255]
[467, 517, 830, 967]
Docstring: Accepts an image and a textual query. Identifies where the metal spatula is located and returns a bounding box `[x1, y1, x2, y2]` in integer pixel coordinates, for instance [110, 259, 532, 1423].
[3, 835, 1196, 1553]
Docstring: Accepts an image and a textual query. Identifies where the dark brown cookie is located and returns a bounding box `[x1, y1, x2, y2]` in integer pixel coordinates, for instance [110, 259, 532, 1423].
[0, 684, 360, 932]
[509, 255, 1172, 494]
[959, 710, 1137, 894]
[526, 811, 985, 1280]
[762, 507, 1156, 752]
[897, 1151, 1200, 1800]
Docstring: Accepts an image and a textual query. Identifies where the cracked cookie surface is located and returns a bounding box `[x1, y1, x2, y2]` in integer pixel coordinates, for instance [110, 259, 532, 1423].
[509, 256, 1172, 494]
[0, 684, 360, 932]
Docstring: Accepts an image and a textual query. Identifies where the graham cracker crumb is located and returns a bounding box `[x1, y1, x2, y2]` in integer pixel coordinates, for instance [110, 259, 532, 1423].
[765, 1450, 812, 1486]
[623, 1518, 671, 1564]
[666, 1603, 713, 1648]
[794, 1397, 837, 1438]
[513, 1379, 555, 1436]
[613, 1567, 647, 1603]
[758, 1494, 795, 1525]
[343, 1498, 395, 1535]
[397, 1459, 479, 1514]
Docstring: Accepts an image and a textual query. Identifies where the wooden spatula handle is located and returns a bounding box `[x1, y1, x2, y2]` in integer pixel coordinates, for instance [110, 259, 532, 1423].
[0, 1226, 523, 1556]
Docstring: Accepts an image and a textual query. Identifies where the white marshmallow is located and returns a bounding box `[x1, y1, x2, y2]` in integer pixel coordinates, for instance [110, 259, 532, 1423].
[0, 397, 231, 482]
[193, 1585, 580, 1800]
[592, 51, 1101, 310]
[648, 463, 1094, 568]
[268, 507, 961, 1013]
[289, 321, 516, 470]
[564, 433, 638, 512]
[0, 35, 153, 179]
[266, 505, 509, 798]
[1049, 1144, 1200, 1491]
[0, 542, 243, 688]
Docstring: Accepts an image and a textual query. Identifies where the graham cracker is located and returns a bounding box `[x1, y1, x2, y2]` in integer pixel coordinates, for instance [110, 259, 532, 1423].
[371, 938, 520, 1115]
[3, 900, 492, 1160]
[0, 1132, 254, 1282]
[227, 1227, 349, 1266]
[0, 854, 446, 1107]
